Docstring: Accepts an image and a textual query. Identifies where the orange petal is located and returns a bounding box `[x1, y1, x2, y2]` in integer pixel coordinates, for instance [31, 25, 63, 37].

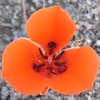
[1, 38, 49, 95]
[26, 6, 77, 53]
[47, 46, 99, 94]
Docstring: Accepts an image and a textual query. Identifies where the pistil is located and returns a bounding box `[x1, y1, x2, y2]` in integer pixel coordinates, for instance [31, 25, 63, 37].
[54, 61, 66, 66]
[32, 43, 67, 78]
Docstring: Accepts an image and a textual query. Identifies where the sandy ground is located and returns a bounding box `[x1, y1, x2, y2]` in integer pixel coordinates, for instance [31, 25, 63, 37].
[0, 0, 100, 100]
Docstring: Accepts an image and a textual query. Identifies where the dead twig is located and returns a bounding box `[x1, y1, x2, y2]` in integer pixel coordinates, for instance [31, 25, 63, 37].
[43, 0, 46, 8]
[22, 0, 27, 23]
[0, 23, 12, 28]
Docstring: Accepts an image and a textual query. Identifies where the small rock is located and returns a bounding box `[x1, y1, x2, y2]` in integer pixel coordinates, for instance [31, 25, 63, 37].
[48, 0, 53, 4]
[32, 0, 41, 7]
[87, 0, 91, 5]
[86, 39, 92, 45]
[95, 40, 100, 47]
[67, 96, 76, 100]
[97, 93, 100, 99]
[94, 82, 100, 89]
[3, 34, 12, 42]
[11, 19, 19, 27]
[30, 6, 35, 12]
[86, 24, 92, 30]
[58, 96, 63, 100]
[98, 69, 100, 75]
[94, 6, 100, 15]
[95, 16, 99, 21]
[86, 13, 93, 20]
[87, 96, 92, 100]
[70, 0, 78, 3]
[97, 76, 100, 81]
[1, 86, 9, 100]
[35, 98, 41, 100]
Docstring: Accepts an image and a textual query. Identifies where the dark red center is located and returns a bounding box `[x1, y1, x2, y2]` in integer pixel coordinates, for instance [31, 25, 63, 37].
[33, 42, 67, 79]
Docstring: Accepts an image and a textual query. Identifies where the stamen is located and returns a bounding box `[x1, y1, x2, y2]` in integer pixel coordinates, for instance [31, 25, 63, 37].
[47, 67, 57, 75]
[54, 61, 66, 66]
[58, 66, 67, 74]
[37, 63, 45, 69]
[39, 48, 48, 59]
[48, 42, 56, 48]
[47, 42, 56, 55]
[33, 63, 45, 72]
[53, 51, 65, 60]
[33, 64, 37, 70]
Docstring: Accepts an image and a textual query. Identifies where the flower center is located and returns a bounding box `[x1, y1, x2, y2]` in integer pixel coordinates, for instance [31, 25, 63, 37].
[33, 42, 67, 79]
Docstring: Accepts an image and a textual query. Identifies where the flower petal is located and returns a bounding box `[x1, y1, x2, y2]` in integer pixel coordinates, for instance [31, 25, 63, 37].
[47, 46, 99, 94]
[1, 38, 48, 95]
[26, 6, 77, 53]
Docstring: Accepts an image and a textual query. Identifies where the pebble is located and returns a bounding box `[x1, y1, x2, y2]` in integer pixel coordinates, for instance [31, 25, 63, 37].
[97, 93, 100, 99]
[95, 16, 99, 21]
[87, 0, 92, 5]
[35, 98, 41, 100]
[86, 24, 92, 30]
[11, 19, 19, 27]
[70, 0, 78, 3]
[86, 13, 93, 20]
[1, 86, 9, 100]
[95, 40, 100, 47]
[94, 6, 100, 15]
[98, 69, 100, 75]
[94, 82, 100, 89]
[32, 0, 41, 7]
[87, 96, 92, 100]
[48, 0, 53, 4]
[86, 39, 92, 45]
[67, 96, 76, 100]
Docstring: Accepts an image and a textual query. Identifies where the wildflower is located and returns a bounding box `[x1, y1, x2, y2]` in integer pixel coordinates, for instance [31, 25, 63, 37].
[1, 6, 99, 95]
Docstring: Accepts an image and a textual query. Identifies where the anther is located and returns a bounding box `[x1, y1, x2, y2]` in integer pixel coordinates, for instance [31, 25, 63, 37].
[39, 48, 48, 59]
[37, 63, 45, 69]
[53, 51, 65, 60]
[33, 64, 37, 70]
[58, 66, 67, 74]
[47, 42, 56, 55]
[47, 67, 57, 75]
[48, 42, 56, 48]
[54, 61, 66, 66]
[33, 63, 45, 72]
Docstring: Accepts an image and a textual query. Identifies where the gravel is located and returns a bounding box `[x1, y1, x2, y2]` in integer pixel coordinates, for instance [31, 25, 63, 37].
[0, 0, 100, 100]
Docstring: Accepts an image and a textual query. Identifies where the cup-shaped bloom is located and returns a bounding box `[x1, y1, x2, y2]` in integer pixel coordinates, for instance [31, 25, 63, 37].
[1, 6, 99, 95]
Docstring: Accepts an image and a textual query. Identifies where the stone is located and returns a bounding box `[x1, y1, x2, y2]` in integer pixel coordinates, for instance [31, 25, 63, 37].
[97, 93, 100, 99]
[95, 40, 100, 47]
[94, 6, 100, 15]
[86, 39, 92, 45]
[86, 24, 92, 30]
[48, 0, 53, 4]
[87, 0, 91, 5]
[71, 0, 78, 3]
[1, 86, 9, 100]
[87, 96, 92, 100]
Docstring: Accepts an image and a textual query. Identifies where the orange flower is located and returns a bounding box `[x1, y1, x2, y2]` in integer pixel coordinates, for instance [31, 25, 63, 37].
[1, 6, 99, 95]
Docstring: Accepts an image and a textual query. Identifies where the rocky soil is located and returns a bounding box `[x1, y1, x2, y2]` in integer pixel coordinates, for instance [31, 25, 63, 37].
[0, 0, 100, 100]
